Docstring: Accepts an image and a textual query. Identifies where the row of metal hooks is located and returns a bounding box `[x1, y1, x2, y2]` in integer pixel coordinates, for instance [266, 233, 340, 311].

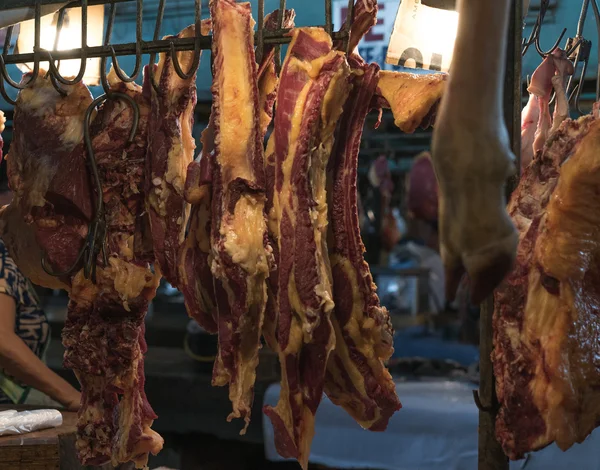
[522, 0, 600, 114]
[0, 0, 355, 282]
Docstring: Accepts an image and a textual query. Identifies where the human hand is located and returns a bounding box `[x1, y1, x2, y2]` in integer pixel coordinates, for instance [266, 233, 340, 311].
[61, 391, 81, 412]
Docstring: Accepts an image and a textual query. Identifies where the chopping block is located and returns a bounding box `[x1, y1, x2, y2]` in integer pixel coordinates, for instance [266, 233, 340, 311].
[0, 406, 132, 470]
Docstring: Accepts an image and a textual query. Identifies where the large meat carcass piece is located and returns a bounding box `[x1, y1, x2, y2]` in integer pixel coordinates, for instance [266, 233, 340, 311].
[0, 109, 69, 290]
[6, 74, 93, 281]
[5, 71, 163, 467]
[493, 110, 600, 457]
[260, 8, 296, 350]
[63, 74, 162, 467]
[263, 28, 351, 469]
[325, 61, 401, 431]
[146, 24, 202, 287]
[208, 0, 272, 432]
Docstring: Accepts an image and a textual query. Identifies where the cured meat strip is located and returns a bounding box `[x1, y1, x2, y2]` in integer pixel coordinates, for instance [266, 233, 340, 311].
[345, 0, 378, 53]
[209, 0, 271, 431]
[325, 62, 401, 431]
[263, 28, 351, 469]
[257, 9, 296, 137]
[260, 9, 296, 351]
[375, 71, 447, 133]
[179, 10, 295, 336]
[493, 113, 599, 459]
[178, 125, 218, 333]
[146, 24, 202, 287]
[63, 74, 163, 467]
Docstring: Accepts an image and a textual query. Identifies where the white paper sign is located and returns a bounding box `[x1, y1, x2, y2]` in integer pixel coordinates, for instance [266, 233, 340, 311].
[386, 0, 459, 73]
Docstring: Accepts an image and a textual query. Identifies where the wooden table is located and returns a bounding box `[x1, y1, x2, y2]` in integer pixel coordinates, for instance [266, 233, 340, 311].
[0, 406, 127, 470]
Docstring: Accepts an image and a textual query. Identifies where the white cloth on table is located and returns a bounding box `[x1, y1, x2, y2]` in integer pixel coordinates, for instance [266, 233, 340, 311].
[263, 380, 600, 470]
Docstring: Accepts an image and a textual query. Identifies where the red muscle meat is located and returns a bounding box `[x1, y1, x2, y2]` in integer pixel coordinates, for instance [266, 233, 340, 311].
[62, 74, 162, 468]
[325, 62, 401, 431]
[146, 24, 202, 287]
[263, 28, 351, 470]
[493, 113, 600, 458]
[209, 0, 272, 432]
[7, 74, 93, 279]
[6, 70, 163, 467]
[260, 8, 296, 351]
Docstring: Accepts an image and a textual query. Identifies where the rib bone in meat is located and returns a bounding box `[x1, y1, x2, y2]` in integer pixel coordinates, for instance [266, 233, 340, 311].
[209, 0, 271, 432]
[263, 28, 351, 470]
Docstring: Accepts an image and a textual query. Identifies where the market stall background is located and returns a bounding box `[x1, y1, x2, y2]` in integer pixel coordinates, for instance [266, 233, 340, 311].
[0, 0, 599, 469]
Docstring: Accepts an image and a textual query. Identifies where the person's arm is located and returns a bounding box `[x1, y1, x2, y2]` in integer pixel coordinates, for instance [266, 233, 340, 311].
[431, 0, 518, 304]
[0, 294, 80, 410]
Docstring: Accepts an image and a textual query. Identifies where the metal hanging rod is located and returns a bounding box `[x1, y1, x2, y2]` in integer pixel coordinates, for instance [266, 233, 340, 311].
[0, 0, 356, 283]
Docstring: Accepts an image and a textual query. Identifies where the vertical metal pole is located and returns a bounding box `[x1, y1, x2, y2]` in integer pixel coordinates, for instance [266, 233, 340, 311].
[478, 0, 522, 469]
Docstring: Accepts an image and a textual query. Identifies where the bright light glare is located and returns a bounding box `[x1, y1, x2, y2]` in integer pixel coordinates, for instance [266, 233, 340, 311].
[16, 6, 104, 85]
[387, 2, 459, 73]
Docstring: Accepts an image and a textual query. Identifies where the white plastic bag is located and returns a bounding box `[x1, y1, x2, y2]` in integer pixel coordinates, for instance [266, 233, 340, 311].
[0, 409, 63, 436]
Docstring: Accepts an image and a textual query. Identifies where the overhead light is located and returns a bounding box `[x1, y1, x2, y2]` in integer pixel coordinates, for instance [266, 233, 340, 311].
[386, 0, 459, 73]
[16, 5, 104, 85]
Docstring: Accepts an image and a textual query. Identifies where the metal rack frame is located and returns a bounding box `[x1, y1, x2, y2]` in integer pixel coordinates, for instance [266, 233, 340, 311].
[0, 0, 598, 469]
[0, 0, 355, 281]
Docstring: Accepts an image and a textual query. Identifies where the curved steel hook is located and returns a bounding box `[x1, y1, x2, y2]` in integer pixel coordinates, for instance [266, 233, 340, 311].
[41, 91, 140, 283]
[46, 0, 88, 86]
[534, 27, 567, 56]
[171, 0, 202, 80]
[105, 0, 143, 84]
[148, 0, 167, 94]
[522, 0, 566, 57]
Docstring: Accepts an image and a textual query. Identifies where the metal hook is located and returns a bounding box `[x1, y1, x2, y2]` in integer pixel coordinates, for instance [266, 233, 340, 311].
[522, 0, 566, 57]
[590, 0, 600, 102]
[472, 390, 499, 414]
[46, 0, 88, 86]
[41, 91, 139, 283]
[45, 8, 69, 96]
[275, 0, 287, 71]
[256, 0, 265, 65]
[148, 0, 167, 94]
[106, 0, 143, 84]
[169, 0, 202, 80]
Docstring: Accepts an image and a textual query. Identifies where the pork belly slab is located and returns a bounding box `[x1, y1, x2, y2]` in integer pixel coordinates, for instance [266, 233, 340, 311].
[325, 62, 401, 431]
[263, 28, 351, 470]
[146, 24, 204, 287]
[209, 0, 271, 432]
[493, 114, 600, 459]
